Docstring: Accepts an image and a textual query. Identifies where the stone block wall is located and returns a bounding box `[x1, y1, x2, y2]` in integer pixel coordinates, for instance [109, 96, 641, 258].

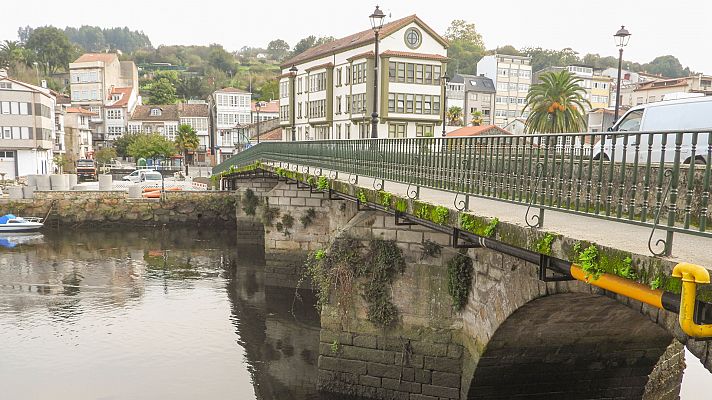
[0, 190, 238, 226]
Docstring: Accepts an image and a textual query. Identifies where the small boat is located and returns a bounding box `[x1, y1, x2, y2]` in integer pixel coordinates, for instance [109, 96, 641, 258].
[0, 214, 44, 232]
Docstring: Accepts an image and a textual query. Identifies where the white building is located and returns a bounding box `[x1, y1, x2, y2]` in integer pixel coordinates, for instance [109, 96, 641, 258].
[213, 87, 251, 160]
[0, 71, 57, 179]
[446, 74, 496, 126]
[477, 54, 532, 127]
[278, 14, 449, 140]
[68, 53, 139, 147]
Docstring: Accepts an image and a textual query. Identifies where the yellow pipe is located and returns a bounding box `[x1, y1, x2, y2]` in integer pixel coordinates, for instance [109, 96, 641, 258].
[672, 263, 712, 338]
[570, 265, 664, 310]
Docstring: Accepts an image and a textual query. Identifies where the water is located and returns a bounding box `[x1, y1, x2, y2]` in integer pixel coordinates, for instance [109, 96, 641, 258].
[0, 228, 323, 400]
[0, 228, 710, 399]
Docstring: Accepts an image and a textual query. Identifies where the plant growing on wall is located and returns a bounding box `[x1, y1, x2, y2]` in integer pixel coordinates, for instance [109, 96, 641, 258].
[242, 189, 259, 216]
[299, 208, 317, 228]
[261, 203, 280, 226]
[447, 252, 473, 311]
[317, 176, 329, 191]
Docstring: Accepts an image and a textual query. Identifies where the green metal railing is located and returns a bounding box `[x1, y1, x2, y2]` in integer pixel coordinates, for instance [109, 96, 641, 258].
[214, 130, 712, 256]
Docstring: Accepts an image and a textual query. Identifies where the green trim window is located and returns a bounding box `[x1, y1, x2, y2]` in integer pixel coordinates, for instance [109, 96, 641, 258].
[351, 93, 366, 114]
[389, 61, 441, 85]
[308, 72, 327, 93]
[345, 66, 351, 85]
[336, 96, 342, 114]
[416, 124, 434, 137]
[352, 63, 367, 85]
[387, 93, 440, 115]
[388, 123, 407, 138]
[308, 100, 327, 118]
[345, 95, 351, 113]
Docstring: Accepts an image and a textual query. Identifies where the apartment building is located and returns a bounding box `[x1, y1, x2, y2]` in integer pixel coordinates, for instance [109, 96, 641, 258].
[533, 65, 613, 111]
[0, 71, 56, 178]
[68, 53, 139, 146]
[279, 14, 448, 140]
[477, 54, 532, 127]
[213, 87, 251, 160]
[621, 75, 712, 107]
[446, 74, 496, 126]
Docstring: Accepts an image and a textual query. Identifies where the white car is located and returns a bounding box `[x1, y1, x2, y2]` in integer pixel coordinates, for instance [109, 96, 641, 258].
[123, 170, 163, 182]
[122, 170, 144, 182]
[593, 96, 712, 164]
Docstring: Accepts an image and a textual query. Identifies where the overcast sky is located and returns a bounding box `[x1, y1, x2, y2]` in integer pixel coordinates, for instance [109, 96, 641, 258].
[3, 0, 711, 73]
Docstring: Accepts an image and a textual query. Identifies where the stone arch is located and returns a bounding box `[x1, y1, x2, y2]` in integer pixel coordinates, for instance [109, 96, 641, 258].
[464, 293, 682, 400]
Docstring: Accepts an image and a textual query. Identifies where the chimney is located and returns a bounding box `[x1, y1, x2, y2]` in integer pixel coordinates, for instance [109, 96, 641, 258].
[0, 68, 7, 78]
[41, 79, 47, 88]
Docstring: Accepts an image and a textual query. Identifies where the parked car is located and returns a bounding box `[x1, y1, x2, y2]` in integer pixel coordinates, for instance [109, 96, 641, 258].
[122, 170, 144, 182]
[593, 96, 712, 164]
[140, 171, 163, 182]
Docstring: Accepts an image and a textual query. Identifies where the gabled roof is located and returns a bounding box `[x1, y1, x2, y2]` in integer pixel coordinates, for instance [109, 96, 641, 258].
[131, 104, 180, 121]
[106, 87, 133, 108]
[446, 125, 511, 137]
[215, 87, 249, 94]
[450, 74, 496, 94]
[256, 127, 282, 141]
[178, 103, 210, 118]
[281, 14, 448, 68]
[0, 76, 53, 99]
[73, 53, 119, 64]
[252, 100, 279, 113]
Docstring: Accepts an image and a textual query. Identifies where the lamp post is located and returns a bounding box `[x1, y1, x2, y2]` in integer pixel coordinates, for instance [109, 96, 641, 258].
[613, 25, 631, 122]
[441, 75, 450, 137]
[369, 5, 385, 138]
[255, 101, 262, 145]
[289, 65, 298, 141]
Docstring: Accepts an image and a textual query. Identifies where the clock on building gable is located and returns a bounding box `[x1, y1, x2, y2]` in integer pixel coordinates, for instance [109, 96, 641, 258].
[404, 27, 422, 50]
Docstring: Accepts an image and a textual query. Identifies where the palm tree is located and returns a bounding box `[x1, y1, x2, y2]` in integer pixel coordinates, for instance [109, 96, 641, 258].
[471, 110, 484, 126]
[523, 70, 590, 133]
[175, 124, 200, 174]
[446, 106, 463, 126]
[0, 40, 24, 68]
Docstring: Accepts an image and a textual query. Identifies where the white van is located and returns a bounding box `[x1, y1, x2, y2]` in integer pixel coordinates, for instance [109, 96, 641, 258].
[593, 96, 712, 164]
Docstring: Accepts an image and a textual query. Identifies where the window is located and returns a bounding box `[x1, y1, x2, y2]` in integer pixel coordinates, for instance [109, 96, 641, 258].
[336, 124, 341, 139]
[345, 123, 351, 139]
[150, 108, 161, 116]
[345, 66, 351, 85]
[106, 109, 122, 119]
[497, 82, 508, 91]
[0, 82, 11, 89]
[352, 63, 367, 85]
[387, 93, 439, 115]
[298, 78, 303, 93]
[398, 63, 406, 83]
[389, 62, 397, 81]
[416, 124, 434, 137]
[336, 96, 342, 114]
[388, 123, 406, 138]
[424, 65, 432, 83]
[415, 64, 423, 84]
[616, 110, 643, 131]
[517, 98, 525, 105]
[396, 94, 405, 113]
[406, 94, 414, 113]
[336, 68, 342, 86]
[406, 63, 415, 83]
[498, 68, 508, 77]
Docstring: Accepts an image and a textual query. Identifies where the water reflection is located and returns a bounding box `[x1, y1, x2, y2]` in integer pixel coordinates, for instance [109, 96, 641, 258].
[0, 227, 330, 400]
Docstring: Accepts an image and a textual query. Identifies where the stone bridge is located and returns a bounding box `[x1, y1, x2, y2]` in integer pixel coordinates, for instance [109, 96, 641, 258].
[224, 168, 711, 400]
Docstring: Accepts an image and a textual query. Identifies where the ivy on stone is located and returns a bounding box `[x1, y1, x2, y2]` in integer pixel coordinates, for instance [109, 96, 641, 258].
[447, 252, 473, 311]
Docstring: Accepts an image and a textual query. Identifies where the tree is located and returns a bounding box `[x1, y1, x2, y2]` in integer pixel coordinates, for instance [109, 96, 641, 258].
[207, 44, 235, 73]
[446, 106, 463, 126]
[444, 20, 485, 75]
[146, 78, 177, 105]
[256, 80, 279, 101]
[52, 154, 70, 173]
[521, 47, 580, 72]
[266, 39, 290, 61]
[95, 147, 117, 166]
[445, 20, 484, 47]
[17, 26, 33, 44]
[127, 133, 177, 161]
[24, 26, 76, 74]
[642, 55, 689, 78]
[495, 45, 522, 56]
[176, 76, 210, 100]
[291, 36, 317, 57]
[0, 40, 25, 68]
[523, 70, 590, 134]
[114, 132, 140, 158]
[175, 124, 199, 172]
[471, 111, 483, 126]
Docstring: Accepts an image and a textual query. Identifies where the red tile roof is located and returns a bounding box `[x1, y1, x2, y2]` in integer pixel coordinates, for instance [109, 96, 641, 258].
[347, 51, 374, 62]
[73, 53, 119, 64]
[446, 125, 512, 137]
[281, 14, 448, 68]
[305, 62, 334, 72]
[257, 127, 283, 141]
[252, 100, 279, 113]
[106, 87, 133, 108]
[66, 107, 94, 115]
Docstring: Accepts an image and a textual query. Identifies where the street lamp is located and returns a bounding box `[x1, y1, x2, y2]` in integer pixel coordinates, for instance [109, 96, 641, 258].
[289, 65, 298, 141]
[255, 101, 262, 145]
[613, 25, 631, 122]
[441, 75, 450, 137]
[369, 5, 385, 138]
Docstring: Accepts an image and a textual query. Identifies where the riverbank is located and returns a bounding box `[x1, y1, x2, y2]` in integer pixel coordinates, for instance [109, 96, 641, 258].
[0, 190, 238, 226]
